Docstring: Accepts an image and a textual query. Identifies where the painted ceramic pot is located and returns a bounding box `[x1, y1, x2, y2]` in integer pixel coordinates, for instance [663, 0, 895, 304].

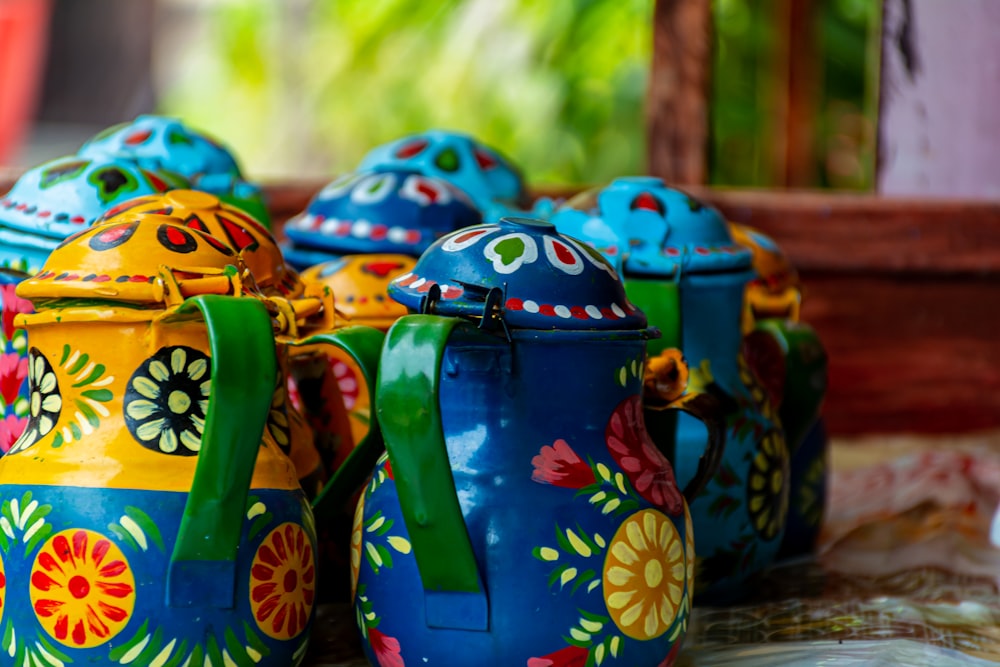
[297, 255, 415, 447]
[0, 156, 184, 449]
[91, 190, 388, 512]
[358, 129, 552, 222]
[0, 215, 383, 666]
[77, 115, 270, 227]
[731, 224, 828, 560]
[551, 178, 826, 603]
[281, 168, 482, 270]
[352, 217, 724, 667]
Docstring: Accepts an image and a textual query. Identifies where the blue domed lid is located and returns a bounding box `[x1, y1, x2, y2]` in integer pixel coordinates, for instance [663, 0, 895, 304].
[77, 115, 268, 223]
[388, 217, 646, 331]
[550, 177, 752, 277]
[79, 115, 243, 183]
[358, 130, 530, 221]
[0, 156, 185, 243]
[282, 169, 482, 265]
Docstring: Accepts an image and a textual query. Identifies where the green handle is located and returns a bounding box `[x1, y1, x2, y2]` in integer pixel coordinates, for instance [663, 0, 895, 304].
[376, 315, 483, 597]
[753, 319, 827, 452]
[168, 295, 277, 608]
[287, 326, 386, 523]
[624, 278, 681, 356]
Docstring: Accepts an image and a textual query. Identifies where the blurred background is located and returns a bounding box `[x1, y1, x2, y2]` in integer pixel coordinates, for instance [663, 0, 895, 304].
[2, 0, 877, 188]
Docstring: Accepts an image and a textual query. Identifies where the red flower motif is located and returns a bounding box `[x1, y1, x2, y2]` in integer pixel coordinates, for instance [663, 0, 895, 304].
[658, 641, 681, 667]
[1, 283, 32, 342]
[531, 439, 596, 489]
[606, 396, 683, 516]
[0, 414, 27, 453]
[368, 627, 404, 667]
[527, 644, 589, 667]
[0, 352, 28, 406]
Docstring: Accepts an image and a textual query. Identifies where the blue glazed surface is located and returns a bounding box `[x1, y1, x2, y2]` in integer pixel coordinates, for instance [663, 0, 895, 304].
[0, 485, 316, 667]
[552, 179, 791, 602]
[359, 130, 531, 223]
[0, 156, 184, 272]
[550, 177, 752, 276]
[77, 116, 267, 225]
[282, 169, 482, 268]
[355, 330, 694, 666]
[387, 217, 646, 331]
[778, 417, 828, 560]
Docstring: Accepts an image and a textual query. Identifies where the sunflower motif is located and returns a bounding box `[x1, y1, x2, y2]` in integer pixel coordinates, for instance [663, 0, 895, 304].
[30, 529, 135, 648]
[250, 523, 316, 640]
[602, 509, 684, 640]
[350, 496, 365, 601]
[747, 431, 790, 540]
[7, 348, 61, 454]
[737, 352, 779, 423]
[123, 346, 210, 455]
[797, 454, 826, 528]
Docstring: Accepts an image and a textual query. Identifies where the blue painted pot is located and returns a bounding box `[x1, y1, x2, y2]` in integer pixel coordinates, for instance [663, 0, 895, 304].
[350, 218, 724, 667]
[77, 115, 270, 227]
[281, 168, 482, 269]
[551, 179, 827, 603]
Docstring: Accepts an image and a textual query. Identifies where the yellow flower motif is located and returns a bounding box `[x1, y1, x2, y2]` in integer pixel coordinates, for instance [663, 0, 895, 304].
[602, 509, 684, 640]
[684, 503, 695, 600]
[747, 431, 790, 540]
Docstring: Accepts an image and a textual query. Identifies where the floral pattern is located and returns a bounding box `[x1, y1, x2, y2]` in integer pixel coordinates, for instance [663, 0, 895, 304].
[30, 529, 135, 648]
[527, 644, 589, 667]
[7, 348, 61, 454]
[368, 626, 404, 667]
[606, 396, 683, 516]
[532, 439, 597, 488]
[123, 345, 210, 455]
[267, 366, 292, 454]
[747, 431, 790, 540]
[602, 509, 684, 640]
[250, 523, 316, 640]
[0, 550, 5, 623]
[0, 414, 26, 453]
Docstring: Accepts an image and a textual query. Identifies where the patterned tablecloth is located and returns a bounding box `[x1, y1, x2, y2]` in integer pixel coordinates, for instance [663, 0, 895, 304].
[306, 432, 1000, 666]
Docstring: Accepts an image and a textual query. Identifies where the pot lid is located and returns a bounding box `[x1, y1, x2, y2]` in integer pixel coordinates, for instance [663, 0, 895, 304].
[0, 156, 185, 242]
[358, 129, 530, 218]
[96, 189, 301, 297]
[283, 168, 482, 264]
[300, 254, 414, 329]
[18, 214, 241, 305]
[551, 177, 752, 277]
[388, 217, 645, 331]
[78, 116, 269, 227]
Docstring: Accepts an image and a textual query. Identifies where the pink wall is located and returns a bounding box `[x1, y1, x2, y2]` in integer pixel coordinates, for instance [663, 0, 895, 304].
[878, 0, 1000, 198]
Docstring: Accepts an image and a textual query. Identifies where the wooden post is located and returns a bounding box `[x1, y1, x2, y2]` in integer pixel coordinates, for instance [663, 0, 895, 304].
[878, 0, 1000, 197]
[776, 0, 820, 187]
[646, 0, 712, 185]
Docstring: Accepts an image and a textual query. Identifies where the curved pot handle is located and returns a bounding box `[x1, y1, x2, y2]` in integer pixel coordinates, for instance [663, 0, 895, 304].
[376, 314, 488, 631]
[167, 294, 276, 608]
[286, 325, 386, 524]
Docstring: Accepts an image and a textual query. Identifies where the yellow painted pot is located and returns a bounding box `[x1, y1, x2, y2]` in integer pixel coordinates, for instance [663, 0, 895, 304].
[0, 217, 312, 664]
[297, 254, 414, 451]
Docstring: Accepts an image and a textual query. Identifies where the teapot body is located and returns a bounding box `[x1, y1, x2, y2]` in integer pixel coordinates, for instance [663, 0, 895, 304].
[642, 270, 789, 603]
[355, 328, 695, 667]
[0, 308, 318, 666]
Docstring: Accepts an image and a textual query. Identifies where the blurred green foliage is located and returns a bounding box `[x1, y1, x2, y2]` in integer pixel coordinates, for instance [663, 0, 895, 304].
[158, 0, 876, 189]
[159, 0, 653, 185]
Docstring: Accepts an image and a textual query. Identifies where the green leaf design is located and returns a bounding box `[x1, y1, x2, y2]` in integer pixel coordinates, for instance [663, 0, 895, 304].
[72, 363, 107, 388]
[243, 622, 271, 659]
[24, 523, 52, 555]
[124, 506, 165, 552]
[109, 620, 150, 661]
[108, 523, 139, 552]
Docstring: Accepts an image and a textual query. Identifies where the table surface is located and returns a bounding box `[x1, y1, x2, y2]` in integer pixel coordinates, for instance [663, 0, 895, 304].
[303, 432, 1000, 666]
